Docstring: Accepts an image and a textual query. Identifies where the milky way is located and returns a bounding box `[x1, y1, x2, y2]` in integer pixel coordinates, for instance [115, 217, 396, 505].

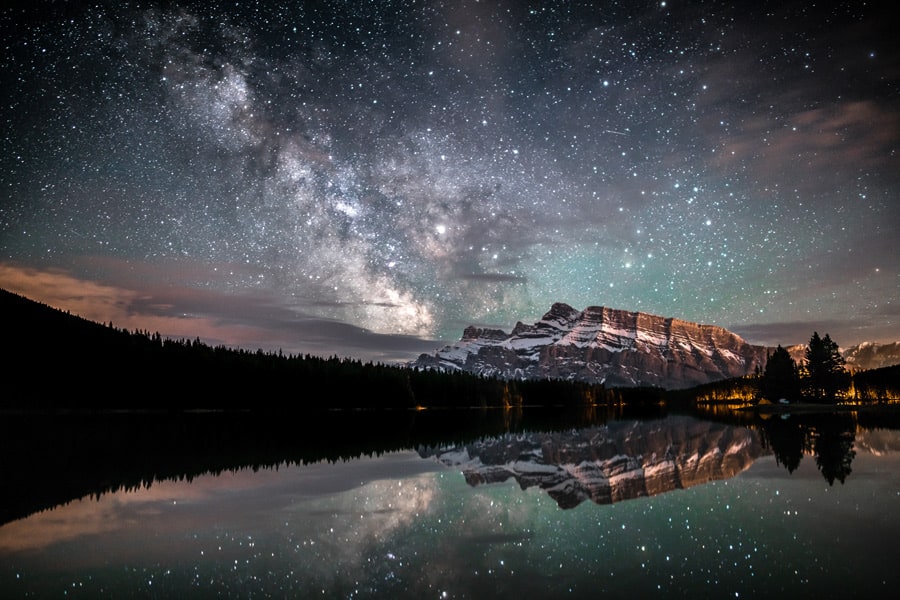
[1, 1, 898, 359]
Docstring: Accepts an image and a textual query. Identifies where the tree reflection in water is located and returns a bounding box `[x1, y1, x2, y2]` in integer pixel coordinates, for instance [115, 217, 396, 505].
[0, 406, 890, 526]
[756, 413, 858, 485]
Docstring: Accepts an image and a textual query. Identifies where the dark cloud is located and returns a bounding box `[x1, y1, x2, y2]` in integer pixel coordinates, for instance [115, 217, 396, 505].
[732, 317, 898, 349]
[0, 262, 441, 362]
[873, 304, 900, 317]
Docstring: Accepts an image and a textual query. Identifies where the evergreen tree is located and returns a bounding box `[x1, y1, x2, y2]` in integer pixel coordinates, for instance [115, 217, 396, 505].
[813, 417, 856, 485]
[804, 332, 848, 402]
[760, 345, 800, 401]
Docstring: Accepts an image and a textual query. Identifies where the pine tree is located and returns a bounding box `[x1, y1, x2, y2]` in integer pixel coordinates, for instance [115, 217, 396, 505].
[760, 345, 800, 401]
[804, 332, 848, 402]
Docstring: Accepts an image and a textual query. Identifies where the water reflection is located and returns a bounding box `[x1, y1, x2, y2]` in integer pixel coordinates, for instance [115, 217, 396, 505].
[2, 411, 900, 598]
[0, 407, 889, 528]
[421, 416, 763, 508]
[755, 413, 859, 485]
[0, 406, 647, 526]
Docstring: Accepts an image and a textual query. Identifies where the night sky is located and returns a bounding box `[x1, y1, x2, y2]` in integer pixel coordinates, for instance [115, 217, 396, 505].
[2, 0, 898, 361]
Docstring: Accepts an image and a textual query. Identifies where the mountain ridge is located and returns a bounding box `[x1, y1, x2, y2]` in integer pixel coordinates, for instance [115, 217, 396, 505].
[414, 303, 770, 389]
[420, 305, 900, 389]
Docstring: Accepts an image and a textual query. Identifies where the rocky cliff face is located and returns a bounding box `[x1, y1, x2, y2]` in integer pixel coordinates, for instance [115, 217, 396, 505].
[419, 416, 764, 509]
[414, 303, 768, 389]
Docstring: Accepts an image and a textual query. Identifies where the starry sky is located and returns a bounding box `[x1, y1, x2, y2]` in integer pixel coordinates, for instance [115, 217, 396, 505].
[1, 0, 898, 361]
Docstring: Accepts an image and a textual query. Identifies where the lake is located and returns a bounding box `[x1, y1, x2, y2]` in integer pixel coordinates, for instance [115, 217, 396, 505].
[1, 409, 899, 598]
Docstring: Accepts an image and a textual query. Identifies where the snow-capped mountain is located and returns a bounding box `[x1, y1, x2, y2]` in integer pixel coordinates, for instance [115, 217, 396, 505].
[414, 303, 768, 389]
[419, 416, 764, 509]
[842, 341, 900, 371]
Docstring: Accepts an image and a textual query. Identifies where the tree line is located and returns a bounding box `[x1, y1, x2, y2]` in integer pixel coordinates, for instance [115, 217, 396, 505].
[4, 288, 896, 409]
[690, 331, 900, 405]
[4, 288, 637, 409]
[760, 331, 849, 403]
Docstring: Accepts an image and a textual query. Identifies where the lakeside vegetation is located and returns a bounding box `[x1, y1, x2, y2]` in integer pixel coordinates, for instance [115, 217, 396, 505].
[684, 334, 900, 410]
[3, 287, 899, 526]
[3, 288, 898, 411]
[687, 362, 900, 410]
[2, 288, 655, 410]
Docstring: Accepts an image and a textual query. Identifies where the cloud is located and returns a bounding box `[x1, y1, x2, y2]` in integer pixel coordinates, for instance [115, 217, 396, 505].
[873, 304, 900, 317]
[731, 318, 899, 348]
[713, 100, 900, 182]
[0, 262, 140, 324]
[0, 261, 441, 362]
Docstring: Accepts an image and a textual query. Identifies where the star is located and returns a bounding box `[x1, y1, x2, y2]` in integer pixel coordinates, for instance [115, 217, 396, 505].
[0, 0, 897, 360]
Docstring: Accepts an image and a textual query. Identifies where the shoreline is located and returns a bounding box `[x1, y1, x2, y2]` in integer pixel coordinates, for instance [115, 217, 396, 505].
[739, 402, 900, 415]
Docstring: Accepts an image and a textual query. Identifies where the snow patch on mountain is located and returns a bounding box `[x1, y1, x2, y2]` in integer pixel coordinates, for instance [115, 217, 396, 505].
[414, 303, 769, 389]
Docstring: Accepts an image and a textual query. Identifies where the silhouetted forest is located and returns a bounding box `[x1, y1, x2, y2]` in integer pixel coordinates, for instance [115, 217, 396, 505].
[852, 364, 900, 402]
[3, 288, 625, 409]
[4, 288, 898, 409]
[674, 365, 900, 408]
[4, 288, 899, 530]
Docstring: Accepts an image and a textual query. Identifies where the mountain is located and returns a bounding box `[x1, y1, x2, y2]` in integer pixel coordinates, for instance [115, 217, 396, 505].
[414, 303, 768, 389]
[842, 342, 900, 371]
[787, 341, 900, 372]
[419, 415, 765, 509]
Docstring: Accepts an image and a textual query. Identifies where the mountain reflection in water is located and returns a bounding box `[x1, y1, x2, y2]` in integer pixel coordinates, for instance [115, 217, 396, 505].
[0, 407, 882, 525]
[2, 409, 900, 598]
[421, 416, 762, 508]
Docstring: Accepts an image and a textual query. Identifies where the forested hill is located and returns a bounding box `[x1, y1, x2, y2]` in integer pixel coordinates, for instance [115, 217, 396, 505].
[2, 288, 624, 410]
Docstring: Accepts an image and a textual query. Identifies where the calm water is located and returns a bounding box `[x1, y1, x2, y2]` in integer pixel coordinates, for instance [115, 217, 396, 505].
[2, 413, 899, 598]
